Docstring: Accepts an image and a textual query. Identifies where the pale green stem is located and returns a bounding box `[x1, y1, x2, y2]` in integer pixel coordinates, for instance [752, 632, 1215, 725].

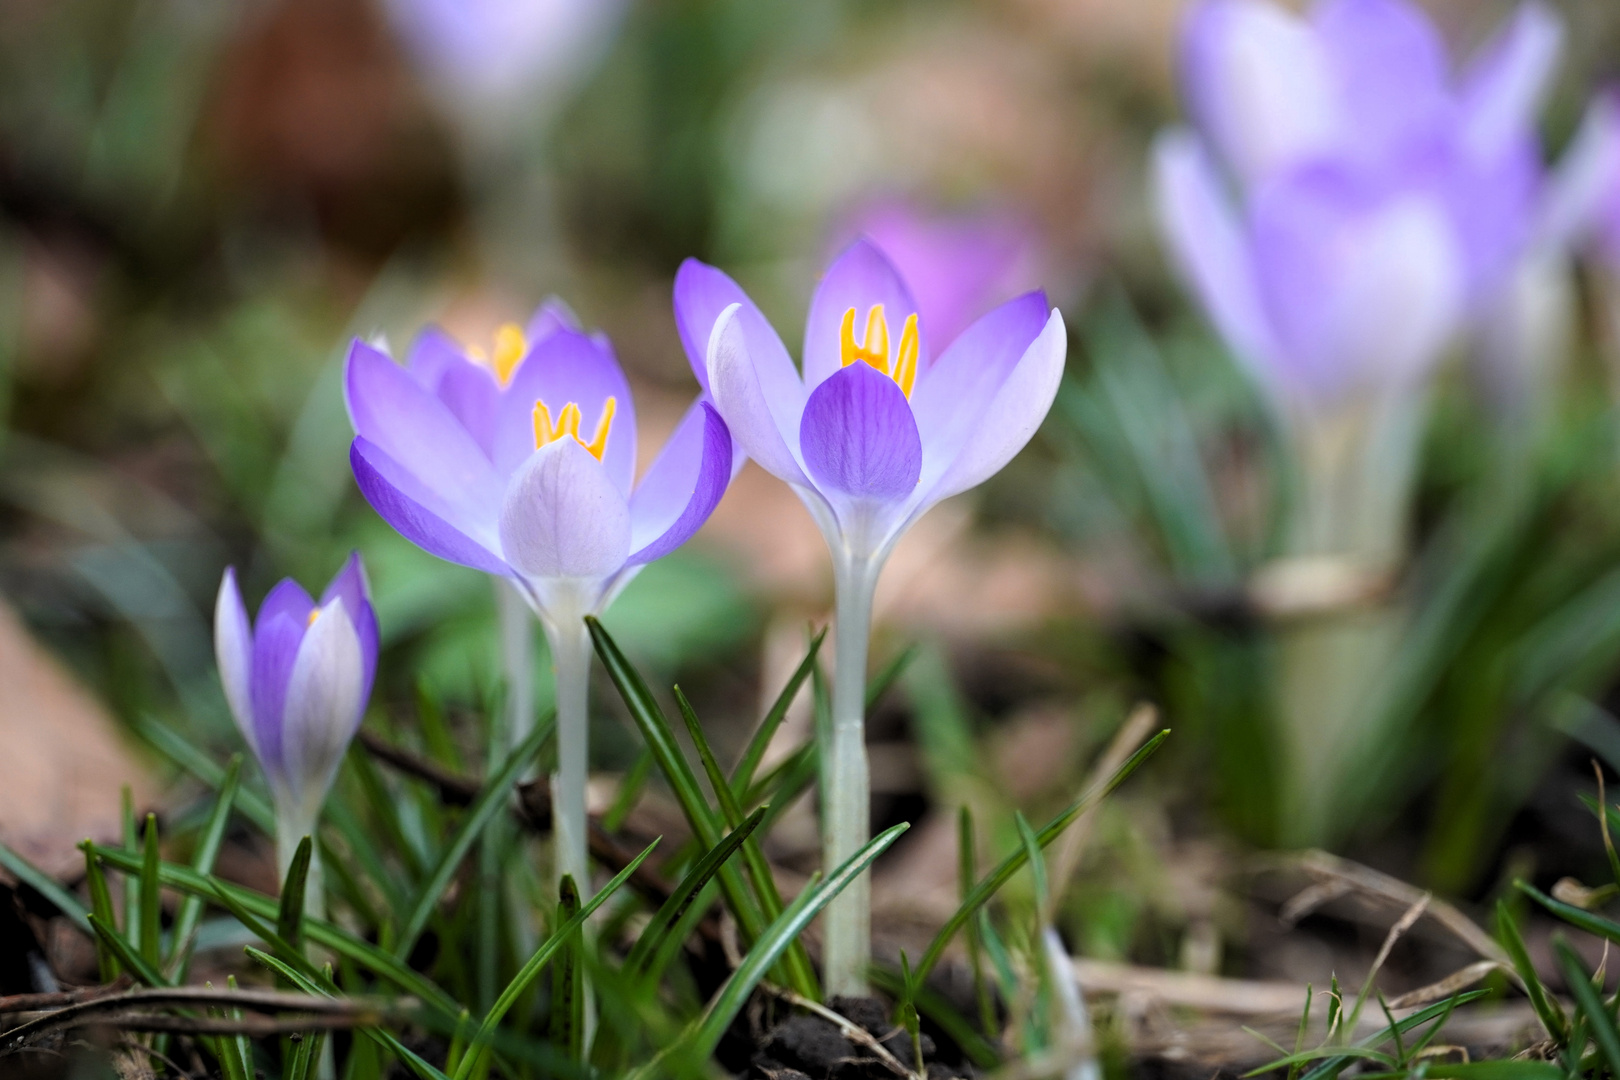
[496, 580, 536, 752]
[275, 801, 325, 924]
[823, 553, 878, 997]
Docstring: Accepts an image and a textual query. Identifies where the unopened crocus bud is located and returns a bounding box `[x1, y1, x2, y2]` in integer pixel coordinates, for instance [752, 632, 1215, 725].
[214, 553, 378, 887]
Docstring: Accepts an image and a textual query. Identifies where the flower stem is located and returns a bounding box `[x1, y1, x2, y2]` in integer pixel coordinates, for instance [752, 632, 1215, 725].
[824, 555, 877, 997]
[274, 804, 325, 924]
[495, 580, 536, 751]
[545, 615, 592, 898]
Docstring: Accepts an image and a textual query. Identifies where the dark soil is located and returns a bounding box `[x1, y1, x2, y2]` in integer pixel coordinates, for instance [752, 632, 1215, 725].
[748, 995, 970, 1080]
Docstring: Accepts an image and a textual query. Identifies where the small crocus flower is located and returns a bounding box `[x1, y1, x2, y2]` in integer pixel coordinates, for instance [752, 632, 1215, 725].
[676, 240, 1066, 995]
[344, 304, 733, 889]
[214, 553, 378, 891]
[1541, 91, 1620, 268]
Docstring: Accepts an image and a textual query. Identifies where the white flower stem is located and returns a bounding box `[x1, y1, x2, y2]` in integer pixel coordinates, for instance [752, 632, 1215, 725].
[824, 555, 877, 997]
[496, 579, 536, 751]
[545, 614, 592, 895]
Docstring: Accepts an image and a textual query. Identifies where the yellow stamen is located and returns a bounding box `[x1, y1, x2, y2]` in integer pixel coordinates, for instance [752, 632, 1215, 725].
[491, 323, 527, 386]
[307, 608, 320, 627]
[532, 396, 618, 462]
[893, 314, 919, 398]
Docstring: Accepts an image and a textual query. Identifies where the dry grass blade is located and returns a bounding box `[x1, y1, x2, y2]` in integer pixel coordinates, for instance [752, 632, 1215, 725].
[1279, 880, 1354, 926]
[1386, 961, 1505, 1009]
[1070, 958, 1307, 1015]
[1296, 850, 1507, 964]
[1049, 702, 1158, 891]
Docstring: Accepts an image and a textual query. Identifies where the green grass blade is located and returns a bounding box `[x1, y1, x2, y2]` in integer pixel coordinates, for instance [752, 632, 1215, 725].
[624, 806, 765, 978]
[452, 839, 660, 1080]
[0, 840, 91, 933]
[87, 913, 166, 987]
[865, 643, 918, 710]
[675, 686, 818, 998]
[1554, 936, 1620, 1076]
[394, 715, 553, 959]
[729, 628, 825, 794]
[1495, 899, 1566, 1041]
[869, 964, 1000, 1070]
[602, 748, 654, 834]
[676, 821, 909, 1067]
[587, 616, 769, 943]
[278, 835, 314, 955]
[132, 714, 275, 832]
[914, 729, 1170, 983]
[1518, 879, 1620, 944]
[549, 875, 584, 1061]
[1293, 991, 1492, 1080]
[1014, 812, 1048, 915]
[168, 755, 241, 980]
[1404, 1065, 1567, 1080]
[139, 814, 162, 968]
[91, 843, 460, 1016]
[81, 843, 118, 980]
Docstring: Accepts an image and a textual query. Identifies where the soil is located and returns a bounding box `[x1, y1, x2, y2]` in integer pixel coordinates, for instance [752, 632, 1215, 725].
[747, 995, 967, 1080]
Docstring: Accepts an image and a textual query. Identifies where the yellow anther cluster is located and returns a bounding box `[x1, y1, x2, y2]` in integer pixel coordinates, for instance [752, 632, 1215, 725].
[533, 397, 617, 461]
[839, 305, 919, 398]
[467, 323, 530, 387]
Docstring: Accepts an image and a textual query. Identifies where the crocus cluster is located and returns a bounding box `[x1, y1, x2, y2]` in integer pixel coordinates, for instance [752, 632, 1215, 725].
[214, 554, 378, 909]
[674, 239, 1067, 993]
[1155, 0, 1562, 417]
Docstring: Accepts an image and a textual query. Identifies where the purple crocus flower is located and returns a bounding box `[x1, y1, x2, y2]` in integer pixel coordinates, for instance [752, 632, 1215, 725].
[214, 553, 378, 881]
[344, 304, 733, 891]
[675, 240, 1066, 995]
[1541, 91, 1620, 268]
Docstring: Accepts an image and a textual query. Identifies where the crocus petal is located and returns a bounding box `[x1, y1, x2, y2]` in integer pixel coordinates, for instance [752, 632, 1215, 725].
[405, 327, 467, 391]
[1312, 0, 1449, 163]
[802, 239, 927, 392]
[345, 340, 505, 520]
[435, 359, 502, 456]
[526, 296, 582, 343]
[495, 328, 637, 495]
[351, 438, 513, 575]
[1458, 2, 1563, 164]
[675, 259, 797, 401]
[707, 305, 813, 486]
[921, 310, 1067, 506]
[319, 552, 380, 710]
[1152, 131, 1279, 377]
[256, 578, 316, 636]
[909, 291, 1051, 493]
[250, 598, 310, 781]
[799, 362, 922, 501]
[627, 401, 733, 565]
[279, 600, 366, 805]
[1181, 0, 1339, 184]
[1539, 93, 1620, 255]
[498, 438, 632, 580]
[214, 568, 257, 758]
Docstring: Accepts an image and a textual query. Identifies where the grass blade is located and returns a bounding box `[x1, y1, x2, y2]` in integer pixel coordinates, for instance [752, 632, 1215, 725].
[729, 628, 825, 793]
[82, 843, 118, 980]
[866, 643, 918, 711]
[602, 748, 654, 834]
[138, 814, 162, 969]
[394, 715, 554, 959]
[168, 755, 241, 980]
[0, 840, 91, 933]
[1554, 936, 1620, 1076]
[549, 875, 584, 1061]
[914, 729, 1170, 983]
[1518, 879, 1620, 944]
[132, 714, 275, 832]
[1293, 991, 1492, 1080]
[87, 913, 166, 987]
[278, 835, 314, 955]
[1495, 899, 1566, 1041]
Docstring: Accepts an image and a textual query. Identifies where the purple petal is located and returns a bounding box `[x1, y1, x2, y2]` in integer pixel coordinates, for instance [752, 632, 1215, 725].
[279, 600, 367, 804]
[1458, 2, 1563, 164]
[1152, 132, 1279, 377]
[910, 291, 1050, 492]
[351, 438, 513, 575]
[256, 578, 316, 636]
[802, 239, 927, 393]
[1311, 0, 1449, 166]
[345, 339, 505, 520]
[923, 310, 1067, 505]
[405, 327, 468, 391]
[1540, 92, 1620, 256]
[498, 438, 632, 580]
[674, 259, 795, 398]
[706, 305, 812, 485]
[495, 328, 637, 495]
[1181, 0, 1339, 184]
[214, 567, 257, 758]
[799, 362, 921, 501]
[627, 401, 733, 565]
[250, 585, 312, 781]
[435, 359, 502, 456]
[320, 552, 379, 710]
[526, 296, 582, 343]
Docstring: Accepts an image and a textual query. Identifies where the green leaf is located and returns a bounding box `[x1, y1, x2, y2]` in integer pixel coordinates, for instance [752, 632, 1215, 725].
[1495, 899, 1566, 1042]
[870, 964, 1000, 1070]
[132, 714, 275, 832]
[730, 627, 825, 794]
[210, 974, 254, 1080]
[139, 814, 162, 969]
[452, 839, 660, 1080]
[1554, 936, 1620, 1078]
[1406, 1064, 1568, 1080]
[81, 843, 118, 980]
[87, 913, 166, 988]
[624, 806, 765, 978]
[549, 875, 584, 1061]
[1014, 812, 1048, 916]
[602, 748, 654, 834]
[394, 714, 553, 959]
[673, 821, 910, 1069]
[0, 840, 91, 934]
[1518, 879, 1620, 945]
[1293, 991, 1492, 1080]
[168, 755, 241, 981]
[675, 686, 818, 998]
[865, 643, 918, 711]
[913, 729, 1170, 984]
[278, 835, 314, 956]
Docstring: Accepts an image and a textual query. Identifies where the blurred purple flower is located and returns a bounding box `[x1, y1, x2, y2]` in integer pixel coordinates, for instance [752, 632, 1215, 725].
[214, 553, 378, 838]
[382, 0, 626, 118]
[1541, 92, 1620, 267]
[1158, 0, 1563, 409]
[345, 303, 732, 618]
[832, 201, 1045, 353]
[675, 240, 1065, 564]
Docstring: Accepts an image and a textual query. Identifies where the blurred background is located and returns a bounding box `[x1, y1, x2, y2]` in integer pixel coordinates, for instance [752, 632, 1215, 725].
[7, 0, 1620, 1002]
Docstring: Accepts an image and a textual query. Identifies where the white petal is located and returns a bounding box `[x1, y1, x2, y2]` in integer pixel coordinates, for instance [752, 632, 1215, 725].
[279, 601, 365, 806]
[498, 438, 632, 581]
[706, 305, 813, 486]
[213, 568, 258, 757]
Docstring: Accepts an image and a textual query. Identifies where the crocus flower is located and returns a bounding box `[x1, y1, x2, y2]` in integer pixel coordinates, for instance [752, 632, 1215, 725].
[343, 305, 733, 888]
[214, 553, 378, 892]
[832, 199, 1045, 353]
[676, 240, 1066, 994]
[1540, 91, 1620, 268]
